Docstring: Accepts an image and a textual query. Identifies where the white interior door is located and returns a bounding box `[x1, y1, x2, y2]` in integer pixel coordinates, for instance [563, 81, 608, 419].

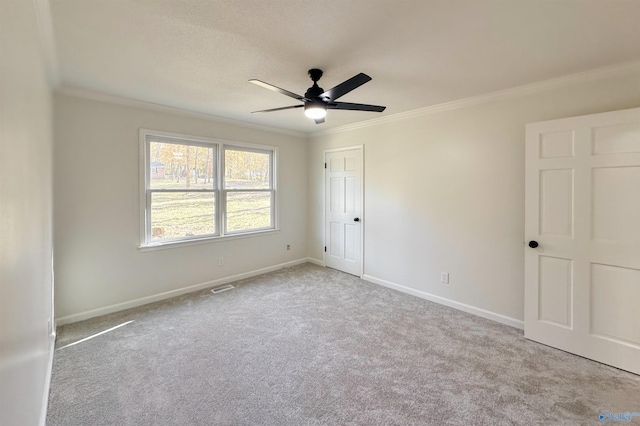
[325, 147, 363, 276]
[525, 107, 640, 375]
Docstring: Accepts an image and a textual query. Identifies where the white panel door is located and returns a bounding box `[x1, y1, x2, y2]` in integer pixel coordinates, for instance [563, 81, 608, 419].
[525, 107, 640, 375]
[325, 147, 363, 276]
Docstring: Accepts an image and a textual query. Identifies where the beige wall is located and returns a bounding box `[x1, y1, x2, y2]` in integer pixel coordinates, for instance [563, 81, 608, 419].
[0, 0, 55, 425]
[309, 71, 640, 324]
[49, 68, 640, 329]
[54, 95, 308, 321]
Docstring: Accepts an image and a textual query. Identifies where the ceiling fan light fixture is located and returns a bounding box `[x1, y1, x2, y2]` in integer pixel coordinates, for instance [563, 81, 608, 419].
[304, 100, 327, 119]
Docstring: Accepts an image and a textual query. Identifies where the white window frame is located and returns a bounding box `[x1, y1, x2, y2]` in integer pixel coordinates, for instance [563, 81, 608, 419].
[139, 129, 278, 250]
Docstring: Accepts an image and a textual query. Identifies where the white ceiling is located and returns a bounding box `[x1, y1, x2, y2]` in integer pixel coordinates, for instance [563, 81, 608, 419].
[50, 0, 640, 134]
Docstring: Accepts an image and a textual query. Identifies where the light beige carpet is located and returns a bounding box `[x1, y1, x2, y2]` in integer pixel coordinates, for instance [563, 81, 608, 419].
[47, 263, 640, 425]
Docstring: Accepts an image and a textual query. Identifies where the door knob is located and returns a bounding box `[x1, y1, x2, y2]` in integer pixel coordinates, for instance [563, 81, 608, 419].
[528, 240, 539, 248]
[354, 218, 360, 222]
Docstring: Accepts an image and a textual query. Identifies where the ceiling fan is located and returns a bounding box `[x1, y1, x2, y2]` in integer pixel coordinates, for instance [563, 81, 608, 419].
[249, 69, 386, 124]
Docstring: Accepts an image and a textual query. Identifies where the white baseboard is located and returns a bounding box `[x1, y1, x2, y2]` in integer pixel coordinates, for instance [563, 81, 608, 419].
[362, 274, 524, 330]
[306, 257, 325, 267]
[39, 333, 55, 426]
[56, 258, 314, 326]
[55, 259, 522, 330]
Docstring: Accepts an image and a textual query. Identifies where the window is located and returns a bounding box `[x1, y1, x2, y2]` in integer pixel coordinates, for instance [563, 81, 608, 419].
[140, 130, 276, 247]
[223, 146, 274, 234]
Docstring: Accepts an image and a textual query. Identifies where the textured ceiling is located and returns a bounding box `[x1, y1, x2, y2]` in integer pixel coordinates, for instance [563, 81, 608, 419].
[50, 0, 640, 134]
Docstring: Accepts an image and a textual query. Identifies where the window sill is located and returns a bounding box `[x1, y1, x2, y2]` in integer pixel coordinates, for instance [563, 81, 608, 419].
[138, 229, 280, 252]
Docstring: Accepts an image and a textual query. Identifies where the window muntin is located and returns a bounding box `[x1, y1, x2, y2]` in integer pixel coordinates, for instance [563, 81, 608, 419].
[142, 131, 276, 246]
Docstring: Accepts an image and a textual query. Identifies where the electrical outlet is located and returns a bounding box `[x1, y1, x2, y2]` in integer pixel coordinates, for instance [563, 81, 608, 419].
[218, 257, 224, 266]
[441, 272, 449, 284]
[286, 244, 291, 251]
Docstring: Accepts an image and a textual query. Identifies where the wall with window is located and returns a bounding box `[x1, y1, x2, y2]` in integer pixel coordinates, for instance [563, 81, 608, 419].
[54, 94, 308, 322]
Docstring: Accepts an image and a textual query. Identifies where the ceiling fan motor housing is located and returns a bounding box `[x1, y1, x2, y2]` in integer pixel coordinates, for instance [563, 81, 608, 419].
[305, 85, 324, 99]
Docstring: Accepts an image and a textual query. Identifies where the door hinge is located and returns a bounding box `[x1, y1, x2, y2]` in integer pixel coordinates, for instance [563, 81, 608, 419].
[324, 162, 327, 169]
[324, 246, 327, 252]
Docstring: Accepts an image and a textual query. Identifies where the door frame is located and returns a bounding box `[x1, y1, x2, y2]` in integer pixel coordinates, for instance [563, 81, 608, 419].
[323, 145, 365, 278]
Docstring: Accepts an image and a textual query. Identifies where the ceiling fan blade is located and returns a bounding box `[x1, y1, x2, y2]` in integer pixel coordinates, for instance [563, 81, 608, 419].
[328, 102, 386, 112]
[321, 73, 371, 101]
[249, 79, 305, 101]
[314, 118, 325, 124]
[251, 105, 304, 113]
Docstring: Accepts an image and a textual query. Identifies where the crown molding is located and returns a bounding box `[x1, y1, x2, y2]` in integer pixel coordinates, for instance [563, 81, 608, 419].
[311, 60, 640, 139]
[55, 86, 308, 138]
[32, 0, 60, 88]
[55, 59, 640, 140]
